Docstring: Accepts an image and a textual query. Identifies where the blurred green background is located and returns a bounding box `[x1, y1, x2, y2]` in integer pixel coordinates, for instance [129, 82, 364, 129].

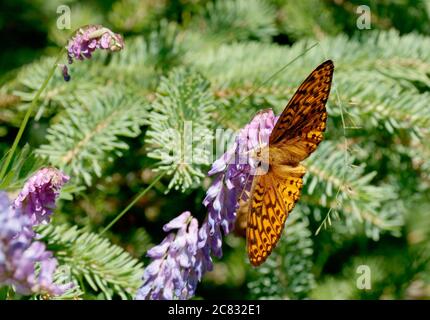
[1, 0, 429, 299]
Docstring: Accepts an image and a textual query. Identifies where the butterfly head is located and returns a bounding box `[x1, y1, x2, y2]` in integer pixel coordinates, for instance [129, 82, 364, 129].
[249, 145, 270, 175]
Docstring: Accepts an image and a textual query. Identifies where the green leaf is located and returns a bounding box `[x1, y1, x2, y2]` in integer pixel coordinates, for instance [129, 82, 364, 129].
[36, 224, 144, 300]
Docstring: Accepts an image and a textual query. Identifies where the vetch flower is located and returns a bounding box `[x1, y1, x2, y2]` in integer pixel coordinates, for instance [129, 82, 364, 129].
[61, 25, 124, 81]
[136, 110, 278, 300]
[201, 109, 277, 258]
[59, 64, 71, 82]
[32, 258, 72, 296]
[136, 211, 212, 300]
[67, 25, 124, 62]
[0, 191, 71, 296]
[13, 167, 69, 226]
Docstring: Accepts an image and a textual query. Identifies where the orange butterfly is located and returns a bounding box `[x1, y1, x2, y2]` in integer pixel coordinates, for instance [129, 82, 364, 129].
[239, 60, 334, 266]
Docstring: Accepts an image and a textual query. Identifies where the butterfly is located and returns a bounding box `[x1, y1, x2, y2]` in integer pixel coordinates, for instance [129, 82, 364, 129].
[238, 60, 334, 266]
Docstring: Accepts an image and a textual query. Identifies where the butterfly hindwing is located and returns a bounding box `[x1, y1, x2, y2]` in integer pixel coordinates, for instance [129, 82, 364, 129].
[247, 169, 305, 266]
[247, 173, 281, 266]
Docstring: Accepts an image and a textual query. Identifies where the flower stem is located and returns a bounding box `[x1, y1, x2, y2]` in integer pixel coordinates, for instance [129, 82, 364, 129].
[100, 172, 165, 235]
[0, 47, 66, 181]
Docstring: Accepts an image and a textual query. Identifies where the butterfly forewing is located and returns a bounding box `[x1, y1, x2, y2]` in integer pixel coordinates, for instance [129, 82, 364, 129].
[246, 60, 334, 266]
[269, 60, 334, 161]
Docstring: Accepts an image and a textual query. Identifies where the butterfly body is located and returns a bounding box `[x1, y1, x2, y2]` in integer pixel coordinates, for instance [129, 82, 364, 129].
[244, 60, 334, 266]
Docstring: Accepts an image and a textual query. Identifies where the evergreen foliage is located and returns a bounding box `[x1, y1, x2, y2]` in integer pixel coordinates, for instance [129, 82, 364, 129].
[248, 212, 315, 299]
[36, 90, 147, 186]
[145, 68, 216, 191]
[37, 224, 144, 299]
[1, 0, 429, 300]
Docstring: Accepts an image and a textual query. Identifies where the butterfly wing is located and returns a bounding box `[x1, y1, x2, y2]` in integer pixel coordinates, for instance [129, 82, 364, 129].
[269, 60, 334, 163]
[247, 168, 305, 266]
[246, 60, 334, 266]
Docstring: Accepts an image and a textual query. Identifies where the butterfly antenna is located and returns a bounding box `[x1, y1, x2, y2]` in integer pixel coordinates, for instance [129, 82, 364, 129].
[217, 42, 319, 125]
[236, 42, 318, 107]
[315, 42, 350, 235]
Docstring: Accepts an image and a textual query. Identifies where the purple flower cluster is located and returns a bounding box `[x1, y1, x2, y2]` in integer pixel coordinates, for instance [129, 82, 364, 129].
[62, 25, 124, 81]
[0, 168, 71, 296]
[136, 110, 278, 300]
[14, 167, 69, 227]
[0, 193, 68, 296]
[136, 212, 212, 300]
[200, 109, 277, 257]
[67, 25, 124, 62]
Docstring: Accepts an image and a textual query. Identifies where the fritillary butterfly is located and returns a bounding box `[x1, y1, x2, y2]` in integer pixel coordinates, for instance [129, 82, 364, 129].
[243, 60, 334, 266]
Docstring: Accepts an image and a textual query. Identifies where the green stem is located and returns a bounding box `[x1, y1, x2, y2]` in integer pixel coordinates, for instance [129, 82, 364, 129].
[100, 172, 165, 235]
[0, 47, 66, 181]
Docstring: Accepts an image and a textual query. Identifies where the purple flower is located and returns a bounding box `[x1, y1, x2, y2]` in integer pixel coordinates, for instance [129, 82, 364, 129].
[67, 25, 124, 63]
[136, 212, 212, 300]
[13, 167, 69, 226]
[201, 109, 277, 258]
[136, 110, 278, 300]
[62, 25, 124, 81]
[0, 191, 71, 296]
[60, 64, 71, 82]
